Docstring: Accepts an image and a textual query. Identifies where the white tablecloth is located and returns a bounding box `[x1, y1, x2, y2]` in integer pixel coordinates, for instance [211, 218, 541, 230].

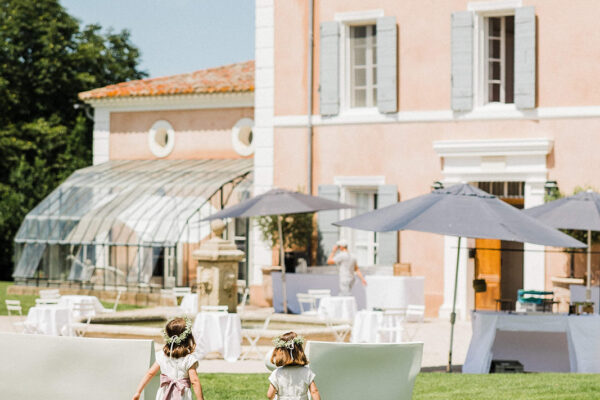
[192, 312, 241, 362]
[317, 296, 357, 321]
[25, 305, 72, 336]
[351, 310, 383, 343]
[365, 276, 425, 310]
[464, 311, 600, 373]
[179, 293, 198, 314]
[58, 295, 105, 319]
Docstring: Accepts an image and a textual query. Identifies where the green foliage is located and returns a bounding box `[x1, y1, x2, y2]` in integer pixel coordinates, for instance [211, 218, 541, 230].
[0, 0, 146, 280]
[256, 213, 314, 251]
[545, 185, 600, 246]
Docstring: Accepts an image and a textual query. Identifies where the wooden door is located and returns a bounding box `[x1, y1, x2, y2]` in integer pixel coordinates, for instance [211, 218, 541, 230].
[475, 239, 501, 310]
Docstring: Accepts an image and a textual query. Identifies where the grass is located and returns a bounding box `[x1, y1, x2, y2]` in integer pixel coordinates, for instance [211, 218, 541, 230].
[196, 373, 600, 400]
[0, 281, 142, 315]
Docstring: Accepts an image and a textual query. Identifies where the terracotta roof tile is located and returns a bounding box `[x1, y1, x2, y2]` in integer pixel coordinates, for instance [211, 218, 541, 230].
[79, 60, 254, 100]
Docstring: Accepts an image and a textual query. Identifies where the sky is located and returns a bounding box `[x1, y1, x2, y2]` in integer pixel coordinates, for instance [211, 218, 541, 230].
[61, 0, 255, 78]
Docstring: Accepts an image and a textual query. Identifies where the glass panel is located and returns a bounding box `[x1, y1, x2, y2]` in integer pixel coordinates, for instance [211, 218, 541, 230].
[489, 17, 501, 36]
[372, 67, 377, 85]
[489, 83, 500, 102]
[351, 26, 367, 38]
[505, 16, 515, 104]
[489, 39, 501, 59]
[12, 243, 46, 278]
[353, 89, 366, 107]
[353, 47, 366, 66]
[373, 88, 377, 106]
[489, 62, 501, 80]
[354, 68, 366, 86]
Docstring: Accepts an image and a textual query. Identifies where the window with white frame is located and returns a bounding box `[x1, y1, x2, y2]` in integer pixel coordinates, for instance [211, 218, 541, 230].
[349, 25, 377, 108]
[341, 188, 378, 265]
[484, 15, 514, 104]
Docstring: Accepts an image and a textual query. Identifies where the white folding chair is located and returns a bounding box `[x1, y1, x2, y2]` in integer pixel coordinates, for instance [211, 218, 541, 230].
[35, 298, 60, 306]
[297, 293, 317, 315]
[377, 310, 405, 343]
[241, 314, 273, 360]
[39, 289, 60, 299]
[403, 305, 425, 341]
[200, 305, 229, 312]
[5, 300, 26, 333]
[173, 287, 191, 306]
[237, 287, 250, 314]
[71, 302, 95, 337]
[105, 286, 126, 313]
[307, 289, 331, 308]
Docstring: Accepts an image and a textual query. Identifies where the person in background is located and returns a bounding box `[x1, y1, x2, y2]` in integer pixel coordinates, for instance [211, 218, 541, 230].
[327, 239, 367, 296]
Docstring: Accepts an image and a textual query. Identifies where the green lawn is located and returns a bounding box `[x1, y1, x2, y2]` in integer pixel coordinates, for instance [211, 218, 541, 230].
[198, 373, 600, 400]
[0, 281, 142, 315]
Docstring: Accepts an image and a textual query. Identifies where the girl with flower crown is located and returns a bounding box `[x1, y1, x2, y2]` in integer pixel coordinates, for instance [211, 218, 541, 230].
[267, 331, 321, 400]
[132, 317, 204, 400]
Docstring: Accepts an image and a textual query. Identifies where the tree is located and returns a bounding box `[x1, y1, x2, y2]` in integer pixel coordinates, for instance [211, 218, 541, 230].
[0, 0, 147, 280]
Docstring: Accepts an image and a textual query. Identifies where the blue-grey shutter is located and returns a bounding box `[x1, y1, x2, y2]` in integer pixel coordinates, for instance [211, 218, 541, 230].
[451, 11, 474, 111]
[376, 16, 397, 113]
[319, 22, 340, 116]
[514, 6, 536, 109]
[317, 185, 340, 264]
[376, 185, 398, 265]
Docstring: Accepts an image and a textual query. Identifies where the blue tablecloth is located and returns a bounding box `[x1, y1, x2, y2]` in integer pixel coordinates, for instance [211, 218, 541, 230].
[271, 271, 366, 314]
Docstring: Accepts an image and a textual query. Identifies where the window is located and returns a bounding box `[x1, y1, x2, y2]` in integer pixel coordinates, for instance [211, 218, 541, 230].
[484, 16, 514, 104]
[342, 189, 378, 265]
[349, 25, 377, 108]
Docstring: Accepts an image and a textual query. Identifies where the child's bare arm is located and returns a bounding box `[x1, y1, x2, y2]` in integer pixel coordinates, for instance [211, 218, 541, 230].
[132, 362, 160, 400]
[267, 383, 277, 399]
[189, 367, 204, 400]
[309, 381, 321, 400]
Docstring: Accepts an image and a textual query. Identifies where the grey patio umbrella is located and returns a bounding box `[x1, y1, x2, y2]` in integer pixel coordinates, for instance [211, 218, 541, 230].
[202, 188, 353, 313]
[334, 183, 585, 372]
[524, 190, 600, 303]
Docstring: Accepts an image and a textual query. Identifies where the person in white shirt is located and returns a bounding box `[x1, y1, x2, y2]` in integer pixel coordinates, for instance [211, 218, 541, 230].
[327, 239, 367, 296]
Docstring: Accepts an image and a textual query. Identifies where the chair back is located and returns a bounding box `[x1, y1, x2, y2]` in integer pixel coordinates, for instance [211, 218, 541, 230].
[173, 287, 192, 296]
[306, 341, 423, 400]
[405, 305, 425, 323]
[308, 289, 331, 297]
[238, 287, 250, 314]
[0, 333, 158, 399]
[111, 287, 126, 312]
[39, 289, 60, 299]
[35, 298, 60, 306]
[200, 305, 229, 313]
[296, 293, 316, 314]
[5, 300, 22, 316]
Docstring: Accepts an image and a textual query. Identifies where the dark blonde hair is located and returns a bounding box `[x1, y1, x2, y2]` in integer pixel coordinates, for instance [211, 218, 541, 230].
[163, 317, 196, 358]
[270, 331, 309, 367]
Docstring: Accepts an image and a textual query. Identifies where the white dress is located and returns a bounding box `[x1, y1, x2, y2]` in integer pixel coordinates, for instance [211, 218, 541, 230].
[268, 365, 316, 400]
[155, 351, 199, 400]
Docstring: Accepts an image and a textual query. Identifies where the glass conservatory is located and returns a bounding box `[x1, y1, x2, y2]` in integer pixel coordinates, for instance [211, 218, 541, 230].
[13, 159, 252, 289]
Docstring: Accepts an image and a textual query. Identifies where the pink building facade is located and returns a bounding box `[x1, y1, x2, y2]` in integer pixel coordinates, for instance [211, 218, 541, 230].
[252, 0, 600, 317]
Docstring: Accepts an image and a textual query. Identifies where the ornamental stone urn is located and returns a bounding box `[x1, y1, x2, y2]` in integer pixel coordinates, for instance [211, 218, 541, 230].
[193, 220, 244, 313]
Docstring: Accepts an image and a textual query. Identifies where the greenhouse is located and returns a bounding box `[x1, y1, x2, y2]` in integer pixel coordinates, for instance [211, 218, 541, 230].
[12, 159, 252, 289]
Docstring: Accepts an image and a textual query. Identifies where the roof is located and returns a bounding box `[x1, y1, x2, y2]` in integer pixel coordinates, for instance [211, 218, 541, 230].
[79, 60, 254, 101]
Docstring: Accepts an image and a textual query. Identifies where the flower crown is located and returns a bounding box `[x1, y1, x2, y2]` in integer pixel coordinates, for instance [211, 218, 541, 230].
[273, 335, 305, 349]
[163, 316, 193, 345]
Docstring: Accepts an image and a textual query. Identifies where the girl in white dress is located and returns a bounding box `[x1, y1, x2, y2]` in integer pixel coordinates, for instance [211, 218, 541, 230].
[132, 317, 204, 400]
[267, 332, 321, 400]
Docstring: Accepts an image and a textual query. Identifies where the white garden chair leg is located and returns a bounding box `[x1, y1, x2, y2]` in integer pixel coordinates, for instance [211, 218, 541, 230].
[241, 333, 261, 360]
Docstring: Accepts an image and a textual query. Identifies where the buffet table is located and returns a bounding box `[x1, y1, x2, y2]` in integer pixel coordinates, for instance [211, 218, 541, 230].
[365, 276, 425, 310]
[463, 311, 600, 373]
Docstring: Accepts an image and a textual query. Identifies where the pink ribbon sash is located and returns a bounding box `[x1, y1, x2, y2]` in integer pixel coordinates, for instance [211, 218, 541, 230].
[160, 373, 191, 400]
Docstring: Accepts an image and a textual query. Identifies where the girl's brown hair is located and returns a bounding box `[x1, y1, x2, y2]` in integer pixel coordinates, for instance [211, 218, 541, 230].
[162, 317, 196, 359]
[270, 331, 309, 367]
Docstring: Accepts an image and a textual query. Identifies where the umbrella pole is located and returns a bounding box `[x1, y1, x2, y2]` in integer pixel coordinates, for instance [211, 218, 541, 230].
[278, 216, 288, 313]
[586, 230, 592, 303]
[447, 236, 462, 373]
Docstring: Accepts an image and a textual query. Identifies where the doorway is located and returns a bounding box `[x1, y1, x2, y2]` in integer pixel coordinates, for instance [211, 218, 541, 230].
[474, 182, 525, 310]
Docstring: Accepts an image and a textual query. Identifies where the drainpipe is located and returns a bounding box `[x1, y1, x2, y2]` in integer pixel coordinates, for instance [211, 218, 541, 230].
[306, 0, 314, 195]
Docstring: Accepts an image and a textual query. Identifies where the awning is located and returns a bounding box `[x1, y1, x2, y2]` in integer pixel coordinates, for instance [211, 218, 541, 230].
[14, 158, 252, 256]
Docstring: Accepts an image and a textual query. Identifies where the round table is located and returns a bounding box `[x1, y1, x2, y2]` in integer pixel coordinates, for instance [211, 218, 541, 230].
[59, 295, 105, 319]
[351, 310, 383, 343]
[179, 293, 198, 314]
[317, 296, 357, 321]
[192, 312, 242, 362]
[25, 305, 71, 335]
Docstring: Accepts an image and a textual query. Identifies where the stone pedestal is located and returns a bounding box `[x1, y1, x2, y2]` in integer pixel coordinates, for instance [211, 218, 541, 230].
[193, 220, 245, 313]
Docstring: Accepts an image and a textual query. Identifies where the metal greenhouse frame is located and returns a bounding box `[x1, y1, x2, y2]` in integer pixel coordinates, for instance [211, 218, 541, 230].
[13, 159, 252, 290]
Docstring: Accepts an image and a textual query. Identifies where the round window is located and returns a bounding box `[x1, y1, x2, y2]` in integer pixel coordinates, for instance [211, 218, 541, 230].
[148, 120, 175, 158]
[232, 118, 254, 156]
